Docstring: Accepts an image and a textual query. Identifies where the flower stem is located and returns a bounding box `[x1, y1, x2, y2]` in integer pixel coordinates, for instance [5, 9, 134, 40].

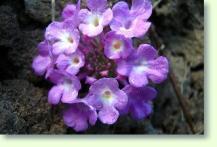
[51, 0, 55, 21]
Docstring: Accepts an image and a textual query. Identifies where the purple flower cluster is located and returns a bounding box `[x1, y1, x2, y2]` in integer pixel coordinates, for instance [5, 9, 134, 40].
[32, 0, 169, 132]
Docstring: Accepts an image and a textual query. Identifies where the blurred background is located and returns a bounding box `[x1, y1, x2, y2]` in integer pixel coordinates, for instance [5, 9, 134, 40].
[0, 0, 203, 134]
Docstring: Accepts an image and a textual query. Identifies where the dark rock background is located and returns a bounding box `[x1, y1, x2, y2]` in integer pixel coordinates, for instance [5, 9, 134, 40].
[0, 0, 204, 134]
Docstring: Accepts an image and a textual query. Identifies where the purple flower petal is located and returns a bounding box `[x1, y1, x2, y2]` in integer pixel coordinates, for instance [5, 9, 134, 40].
[48, 75, 81, 104]
[115, 18, 151, 38]
[116, 44, 169, 86]
[63, 107, 77, 127]
[56, 50, 85, 76]
[65, 29, 80, 54]
[124, 85, 157, 102]
[37, 41, 51, 56]
[88, 110, 98, 125]
[104, 31, 133, 59]
[70, 75, 82, 90]
[32, 55, 51, 76]
[131, 0, 152, 20]
[56, 54, 69, 69]
[89, 78, 119, 94]
[146, 56, 169, 83]
[110, 19, 122, 32]
[85, 94, 103, 110]
[52, 42, 69, 55]
[62, 4, 76, 20]
[137, 44, 157, 61]
[86, 78, 128, 124]
[46, 69, 63, 84]
[61, 1, 80, 28]
[63, 100, 97, 132]
[79, 4, 112, 37]
[48, 85, 64, 105]
[61, 85, 78, 103]
[102, 8, 113, 26]
[46, 21, 80, 55]
[129, 69, 148, 87]
[110, 0, 152, 38]
[78, 9, 91, 22]
[87, 0, 107, 12]
[130, 20, 151, 38]
[98, 106, 119, 124]
[130, 102, 152, 120]
[79, 23, 103, 37]
[121, 85, 157, 120]
[114, 90, 128, 110]
[116, 59, 133, 76]
[73, 117, 88, 132]
[45, 21, 64, 41]
[112, 1, 129, 21]
[65, 66, 80, 76]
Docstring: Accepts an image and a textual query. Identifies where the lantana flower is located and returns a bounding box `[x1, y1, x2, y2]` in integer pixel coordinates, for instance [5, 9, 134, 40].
[78, 0, 113, 37]
[120, 85, 157, 120]
[63, 100, 97, 132]
[37, 40, 51, 56]
[117, 44, 169, 87]
[45, 21, 80, 55]
[48, 75, 81, 104]
[32, 55, 52, 76]
[104, 31, 133, 59]
[56, 50, 85, 76]
[62, 0, 81, 27]
[32, 0, 169, 132]
[32, 41, 53, 76]
[86, 78, 128, 124]
[110, 0, 152, 38]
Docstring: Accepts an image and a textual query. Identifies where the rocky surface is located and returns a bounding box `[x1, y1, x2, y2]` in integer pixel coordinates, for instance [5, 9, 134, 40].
[0, 80, 66, 134]
[0, 0, 204, 134]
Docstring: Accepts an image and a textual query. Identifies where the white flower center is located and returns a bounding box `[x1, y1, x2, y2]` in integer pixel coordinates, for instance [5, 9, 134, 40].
[103, 90, 112, 99]
[60, 31, 74, 45]
[88, 14, 101, 27]
[112, 40, 123, 51]
[63, 80, 73, 91]
[101, 89, 115, 104]
[134, 60, 148, 73]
